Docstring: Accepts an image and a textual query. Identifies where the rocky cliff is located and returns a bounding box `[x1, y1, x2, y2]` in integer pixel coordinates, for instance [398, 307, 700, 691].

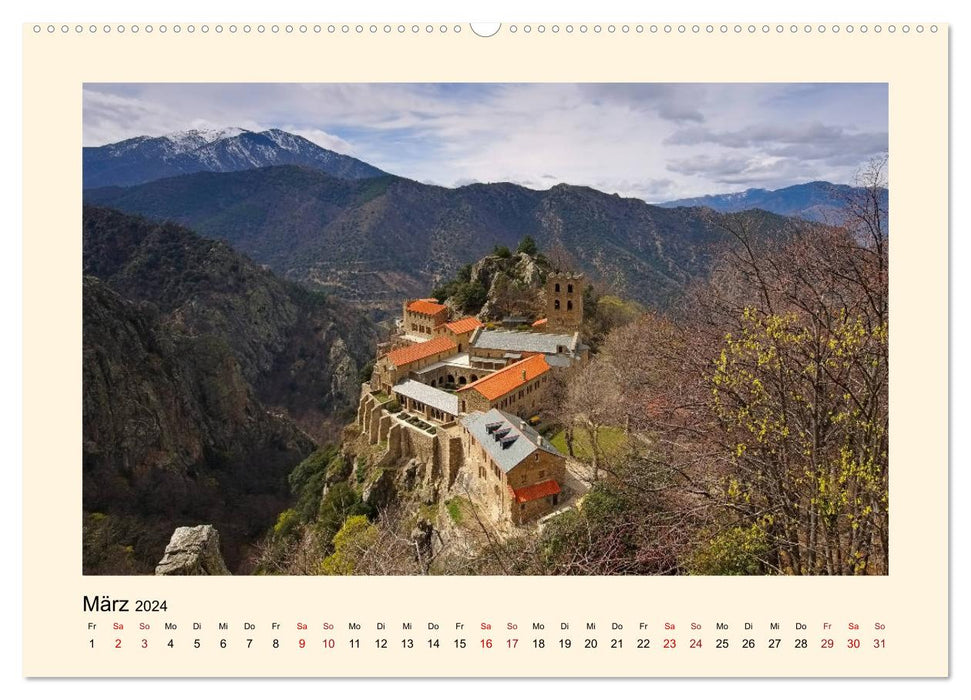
[432, 248, 552, 321]
[156, 525, 232, 575]
[82, 207, 383, 574]
[83, 206, 380, 440]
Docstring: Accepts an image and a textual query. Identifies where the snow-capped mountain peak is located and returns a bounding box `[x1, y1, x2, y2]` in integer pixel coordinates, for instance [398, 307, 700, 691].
[163, 127, 250, 153]
[84, 127, 387, 188]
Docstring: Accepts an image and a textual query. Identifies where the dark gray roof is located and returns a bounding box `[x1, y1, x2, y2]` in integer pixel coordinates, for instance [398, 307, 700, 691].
[471, 329, 578, 355]
[545, 354, 572, 368]
[392, 379, 459, 416]
[460, 408, 562, 473]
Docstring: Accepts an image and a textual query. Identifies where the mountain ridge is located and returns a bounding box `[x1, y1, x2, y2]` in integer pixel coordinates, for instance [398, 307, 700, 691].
[657, 180, 888, 223]
[85, 165, 806, 315]
[84, 128, 386, 188]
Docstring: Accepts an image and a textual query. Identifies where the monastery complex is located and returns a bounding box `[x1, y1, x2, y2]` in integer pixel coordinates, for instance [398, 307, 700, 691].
[359, 272, 588, 525]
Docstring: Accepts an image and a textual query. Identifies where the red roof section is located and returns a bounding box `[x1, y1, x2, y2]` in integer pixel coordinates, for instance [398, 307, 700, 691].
[457, 353, 549, 400]
[406, 299, 448, 316]
[386, 336, 456, 368]
[445, 316, 484, 334]
[531, 318, 548, 327]
[512, 479, 561, 504]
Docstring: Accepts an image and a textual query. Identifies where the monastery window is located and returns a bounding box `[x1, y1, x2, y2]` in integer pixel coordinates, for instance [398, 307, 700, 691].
[411, 323, 417, 331]
[567, 300, 573, 311]
[568, 284, 573, 294]
[555, 283, 561, 293]
[554, 299, 561, 310]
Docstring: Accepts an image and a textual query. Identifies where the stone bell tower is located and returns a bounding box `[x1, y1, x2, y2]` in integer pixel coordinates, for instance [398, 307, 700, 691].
[545, 272, 584, 333]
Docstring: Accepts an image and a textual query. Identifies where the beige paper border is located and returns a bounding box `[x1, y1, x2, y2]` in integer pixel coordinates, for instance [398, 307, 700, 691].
[22, 23, 948, 677]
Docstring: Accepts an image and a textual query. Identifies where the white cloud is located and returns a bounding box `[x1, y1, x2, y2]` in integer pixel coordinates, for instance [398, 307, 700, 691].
[83, 83, 887, 201]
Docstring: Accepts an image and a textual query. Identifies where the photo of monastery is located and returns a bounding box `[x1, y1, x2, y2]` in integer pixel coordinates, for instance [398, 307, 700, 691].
[81, 83, 889, 576]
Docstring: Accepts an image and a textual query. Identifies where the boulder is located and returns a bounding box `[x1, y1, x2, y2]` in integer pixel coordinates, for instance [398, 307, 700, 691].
[155, 525, 231, 575]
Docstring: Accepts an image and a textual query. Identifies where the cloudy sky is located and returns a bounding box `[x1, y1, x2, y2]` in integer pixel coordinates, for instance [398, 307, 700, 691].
[83, 83, 887, 202]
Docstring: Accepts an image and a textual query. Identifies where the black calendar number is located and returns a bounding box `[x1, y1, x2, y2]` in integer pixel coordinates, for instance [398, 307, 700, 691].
[584, 639, 597, 649]
[637, 639, 651, 649]
[794, 639, 808, 648]
[135, 599, 168, 612]
[375, 638, 387, 649]
[768, 638, 781, 648]
[716, 638, 729, 649]
[742, 639, 755, 649]
[610, 639, 622, 649]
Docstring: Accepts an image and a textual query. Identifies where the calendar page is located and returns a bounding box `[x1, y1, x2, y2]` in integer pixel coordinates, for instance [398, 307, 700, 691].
[21, 19, 948, 678]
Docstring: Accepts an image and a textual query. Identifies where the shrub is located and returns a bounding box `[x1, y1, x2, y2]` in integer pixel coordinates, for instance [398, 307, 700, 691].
[288, 445, 339, 521]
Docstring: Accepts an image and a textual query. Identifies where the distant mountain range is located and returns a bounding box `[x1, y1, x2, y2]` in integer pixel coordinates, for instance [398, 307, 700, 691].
[83, 127, 387, 188]
[85, 165, 804, 314]
[657, 181, 888, 223]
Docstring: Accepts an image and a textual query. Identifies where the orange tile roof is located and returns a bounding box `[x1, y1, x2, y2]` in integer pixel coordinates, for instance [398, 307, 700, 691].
[445, 316, 484, 334]
[457, 353, 549, 401]
[386, 336, 456, 368]
[531, 317, 548, 327]
[512, 479, 561, 504]
[406, 299, 448, 316]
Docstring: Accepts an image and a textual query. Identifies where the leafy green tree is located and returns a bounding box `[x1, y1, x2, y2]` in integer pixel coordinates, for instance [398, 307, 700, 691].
[688, 523, 771, 575]
[317, 482, 375, 545]
[453, 281, 488, 314]
[318, 515, 379, 575]
[493, 244, 511, 258]
[516, 236, 538, 256]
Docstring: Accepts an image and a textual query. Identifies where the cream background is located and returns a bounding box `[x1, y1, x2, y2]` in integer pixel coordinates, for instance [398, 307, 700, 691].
[21, 23, 948, 677]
